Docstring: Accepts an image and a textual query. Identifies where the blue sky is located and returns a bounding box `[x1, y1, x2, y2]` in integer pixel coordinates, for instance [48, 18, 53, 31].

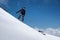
[0, 0, 60, 29]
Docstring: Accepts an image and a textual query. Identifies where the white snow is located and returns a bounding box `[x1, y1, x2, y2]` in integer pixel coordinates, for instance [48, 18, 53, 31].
[0, 7, 60, 40]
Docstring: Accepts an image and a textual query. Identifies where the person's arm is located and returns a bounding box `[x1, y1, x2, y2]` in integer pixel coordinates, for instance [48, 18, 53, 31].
[16, 9, 21, 14]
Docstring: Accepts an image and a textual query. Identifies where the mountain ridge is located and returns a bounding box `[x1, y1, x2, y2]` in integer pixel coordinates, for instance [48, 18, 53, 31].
[0, 7, 60, 40]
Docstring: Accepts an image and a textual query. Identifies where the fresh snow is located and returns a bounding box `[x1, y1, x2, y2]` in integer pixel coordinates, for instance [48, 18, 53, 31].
[0, 7, 60, 40]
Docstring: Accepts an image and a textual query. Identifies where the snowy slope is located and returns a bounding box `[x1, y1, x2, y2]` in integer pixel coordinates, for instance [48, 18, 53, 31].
[0, 7, 60, 40]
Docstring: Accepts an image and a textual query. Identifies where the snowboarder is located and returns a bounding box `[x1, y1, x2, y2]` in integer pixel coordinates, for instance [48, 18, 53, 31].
[16, 7, 26, 22]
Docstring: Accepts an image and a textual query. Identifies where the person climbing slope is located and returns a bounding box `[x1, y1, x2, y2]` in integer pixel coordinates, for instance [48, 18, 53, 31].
[16, 7, 26, 22]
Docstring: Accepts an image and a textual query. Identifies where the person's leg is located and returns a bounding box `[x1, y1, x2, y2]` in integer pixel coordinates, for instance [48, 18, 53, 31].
[18, 15, 21, 20]
[22, 15, 24, 22]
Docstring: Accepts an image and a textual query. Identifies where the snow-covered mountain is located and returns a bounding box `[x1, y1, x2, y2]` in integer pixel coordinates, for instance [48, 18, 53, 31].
[0, 7, 60, 40]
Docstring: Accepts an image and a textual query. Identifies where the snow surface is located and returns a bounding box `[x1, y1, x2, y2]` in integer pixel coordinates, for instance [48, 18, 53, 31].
[0, 7, 60, 40]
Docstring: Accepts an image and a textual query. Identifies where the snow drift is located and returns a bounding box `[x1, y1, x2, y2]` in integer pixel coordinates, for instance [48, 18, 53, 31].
[0, 7, 60, 40]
